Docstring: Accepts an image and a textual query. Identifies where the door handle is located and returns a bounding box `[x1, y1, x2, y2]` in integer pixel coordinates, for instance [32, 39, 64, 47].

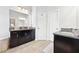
[37, 28, 40, 29]
[56, 28, 58, 30]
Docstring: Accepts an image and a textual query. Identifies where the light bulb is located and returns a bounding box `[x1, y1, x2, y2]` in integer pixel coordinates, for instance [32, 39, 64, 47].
[25, 10, 29, 14]
[22, 8, 25, 11]
[17, 6, 21, 10]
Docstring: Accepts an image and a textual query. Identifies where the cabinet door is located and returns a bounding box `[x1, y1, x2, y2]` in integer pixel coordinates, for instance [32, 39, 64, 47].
[10, 31, 18, 39]
[18, 30, 33, 44]
[31, 29, 35, 40]
[23, 31, 32, 43]
[59, 7, 76, 28]
[9, 31, 19, 48]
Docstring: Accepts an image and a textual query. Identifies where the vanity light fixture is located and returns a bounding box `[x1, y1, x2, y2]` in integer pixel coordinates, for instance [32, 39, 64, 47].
[17, 6, 29, 14]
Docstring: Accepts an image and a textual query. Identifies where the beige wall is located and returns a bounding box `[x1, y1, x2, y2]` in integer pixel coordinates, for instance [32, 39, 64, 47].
[0, 38, 9, 52]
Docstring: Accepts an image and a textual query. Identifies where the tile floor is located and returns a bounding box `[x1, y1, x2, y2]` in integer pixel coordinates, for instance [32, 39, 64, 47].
[5, 40, 53, 53]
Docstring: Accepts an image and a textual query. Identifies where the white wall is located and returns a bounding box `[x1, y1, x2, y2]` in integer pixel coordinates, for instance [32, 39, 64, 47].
[59, 7, 77, 29]
[32, 6, 36, 27]
[0, 6, 10, 40]
[75, 7, 79, 29]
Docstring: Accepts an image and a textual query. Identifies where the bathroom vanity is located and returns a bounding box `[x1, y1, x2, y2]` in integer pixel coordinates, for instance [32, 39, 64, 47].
[9, 28, 35, 48]
[9, 7, 35, 48]
[54, 31, 79, 53]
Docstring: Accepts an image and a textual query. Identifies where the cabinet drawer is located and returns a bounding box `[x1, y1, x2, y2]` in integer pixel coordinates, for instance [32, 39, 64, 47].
[10, 31, 19, 38]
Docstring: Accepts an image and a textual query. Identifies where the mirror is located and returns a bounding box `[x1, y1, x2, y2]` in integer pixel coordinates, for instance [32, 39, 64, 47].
[9, 6, 32, 31]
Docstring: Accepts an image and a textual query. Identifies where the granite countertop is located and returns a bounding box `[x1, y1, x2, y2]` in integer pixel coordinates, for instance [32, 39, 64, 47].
[54, 31, 79, 40]
[10, 27, 35, 31]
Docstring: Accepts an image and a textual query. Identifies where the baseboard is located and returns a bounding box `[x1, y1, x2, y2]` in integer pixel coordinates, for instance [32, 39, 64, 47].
[0, 32, 10, 40]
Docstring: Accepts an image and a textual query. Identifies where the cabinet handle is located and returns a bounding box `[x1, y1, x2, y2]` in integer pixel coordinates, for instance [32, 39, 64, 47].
[25, 33, 27, 36]
[17, 34, 18, 38]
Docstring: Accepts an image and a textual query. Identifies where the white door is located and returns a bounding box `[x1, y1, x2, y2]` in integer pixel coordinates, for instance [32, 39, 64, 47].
[47, 8, 60, 41]
[36, 7, 48, 40]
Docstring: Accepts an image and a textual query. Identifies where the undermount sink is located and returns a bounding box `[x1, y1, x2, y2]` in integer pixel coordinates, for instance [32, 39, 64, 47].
[10, 27, 34, 31]
[19, 27, 28, 29]
[19, 27, 33, 29]
[60, 31, 79, 37]
[60, 32, 74, 36]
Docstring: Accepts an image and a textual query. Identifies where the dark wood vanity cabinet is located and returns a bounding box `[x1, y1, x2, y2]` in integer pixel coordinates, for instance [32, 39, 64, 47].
[9, 29, 35, 48]
[54, 33, 79, 53]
